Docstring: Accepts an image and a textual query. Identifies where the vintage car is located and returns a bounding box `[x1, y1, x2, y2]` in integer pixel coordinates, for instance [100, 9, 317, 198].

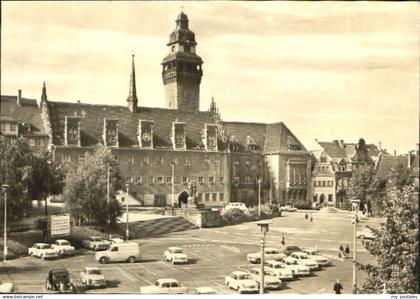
[139, 279, 187, 294]
[28, 243, 59, 260]
[80, 267, 106, 288]
[0, 281, 15, 293]
[51, 239, 75, 255]
[301, 248, 331, 266]
[357, 227, 375, 240]
[249, 268, 284, 290]
[263, 260, 295, 280]
[164, 247, 189, 264]
[224, 271, 259, 294]
[280, 245, 302, 256]
[223, 202, 247, 212]
[284, 252, 319, 271]
[280, 205, 297, 212]
[82, 236, 110, 251]
[246, 247, 286, 264]
[43, 269, 77, 293]
[194, 287, 217, 294]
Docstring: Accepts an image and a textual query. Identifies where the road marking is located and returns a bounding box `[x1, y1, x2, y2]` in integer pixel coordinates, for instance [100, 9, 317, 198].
[137, 263, 157, 277]
[158, 260, 176, 270]
[220, 245, 240, 253]
[117, 266, 136, 282]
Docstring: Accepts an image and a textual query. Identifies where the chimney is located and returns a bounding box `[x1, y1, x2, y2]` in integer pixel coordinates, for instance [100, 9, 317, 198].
[17, 89, 22, 105]
[378, 141, 382, 151]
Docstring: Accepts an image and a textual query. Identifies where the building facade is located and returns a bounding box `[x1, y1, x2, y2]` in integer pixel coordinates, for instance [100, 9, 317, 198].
[1, 12, 313, 208]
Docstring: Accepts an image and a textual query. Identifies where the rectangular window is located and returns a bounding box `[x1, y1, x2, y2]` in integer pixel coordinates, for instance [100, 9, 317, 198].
[245, 176, 252, 183]
[219, 177, 224, 183]
[214, 159, 220, 165]
[198, 177, 204, 184]
[171, 157, 178, 165]
[313, 181, 317, 187]
[204, 159, 210, 167]
[36, 139, 43, 146]
[156, 157, 164, 166]
[29, 138, 35, 146]
[197, 192, 203, 201]
[0, 123, 7, 132]
[148, 176, 154, 184]
[135, 176, 142, 184]
[322, 181, 326, 187]
[128, 156, 135, 166]
[126, 176, 133, 183]
[79, 155, 84, 162]
[62, 154, 71, 163]
[212, 193, 217, 202]
[219, 193, 224, 202]
[208, 176, 214, 184]
[234, 160, 240, 166]
[185, 158, 191, 166]
[157, 176, 164, 184]
[328, 194, 333, 202]
[142, 157, 149, 166]
[166, 176, 172, 184]
[205, 193, 210, 202]
[10, 124, 16, 132]
[234, 176, 240, 184]
[182, 176, 188, 184]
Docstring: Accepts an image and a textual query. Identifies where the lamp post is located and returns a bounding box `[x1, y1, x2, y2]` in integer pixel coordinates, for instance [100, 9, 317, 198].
[125, 183, 130, 240]
[257, 221, 270, 294]
[107, 162, 110, 225]
[351, 198, 360, 294]
[171, 162, 175, 215]
[2, 184, 10, 262]
[258, 179, 262, 217]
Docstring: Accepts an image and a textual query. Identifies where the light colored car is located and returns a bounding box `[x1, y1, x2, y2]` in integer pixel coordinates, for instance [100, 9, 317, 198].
[139, 279, 187, 294]
[249, 268, 283, 290]
[301, 248, 331, 266]
[247, 247, 286, 264]
[357, 227, 375, 240]
[82, 236, 110, 251]
[223, 202, 247, 212]
[95, 242, 141, 264]
[225, 271, 259, 294]
[28, 243, 59, 260]
[280, 205, 297, 212]
[280, 245, 302, 256]
[164, 247, 189, 264]
[0, 281, 15, 293]
[284, 252, 319, 271]
[51, 239, 75, 255]
[195, 287, 217, 294]
[107, 237, 124, 244]
[80, 267, 106, 288]
[263, 260, 295, 280]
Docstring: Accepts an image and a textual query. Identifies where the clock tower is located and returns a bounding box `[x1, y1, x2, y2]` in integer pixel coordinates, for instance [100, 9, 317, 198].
[162, 12, 203, 112]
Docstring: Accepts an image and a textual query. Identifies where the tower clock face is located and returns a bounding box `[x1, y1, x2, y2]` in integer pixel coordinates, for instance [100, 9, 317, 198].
[142, 132, 151, 142]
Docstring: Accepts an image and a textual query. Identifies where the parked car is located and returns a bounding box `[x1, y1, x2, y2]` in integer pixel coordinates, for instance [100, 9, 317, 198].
[247, 247, 286, 264]
[139, 279, 187, 294]
[82, 236, 110, 251]
[105, 234, 125, 244]
[51, 239, 75, 256]
[95, 242, 140, 264]
[301, 248, 331, 266]
[223, 202, 247, 212]
[28, 243, 59, 260]
[249, 268, 284, 290]
[194, 287, 217, 294]
[280, 245, 302, 256]
[263, 260, 295, 280]
[80, 267, 106, 288]
[280, 205, 297, 212]
[164, 247, 189, 264]
[284, 252, 319, 271]
[43, 269, 76, 293]
[224, 271, 259, 294]
[357, 227, 375, 240]
[0, 281, 15, 293]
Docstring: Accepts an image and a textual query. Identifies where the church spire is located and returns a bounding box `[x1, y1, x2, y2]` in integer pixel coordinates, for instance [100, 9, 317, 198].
[127, 54, 138, 112]
[41, 81, 48, 104]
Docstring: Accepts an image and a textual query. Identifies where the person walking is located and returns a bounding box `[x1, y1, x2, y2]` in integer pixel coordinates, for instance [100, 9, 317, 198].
[338, 244, 344, 258]
[305, 212, 308, 221]
[345, 245, 350, 258]
[281, 235, 285, 246]
[310, 213, 313, 222]
[333, 280, 343, 294]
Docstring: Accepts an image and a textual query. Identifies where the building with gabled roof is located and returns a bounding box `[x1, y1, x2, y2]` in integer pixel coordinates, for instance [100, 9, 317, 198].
[2, 12, 312, 208]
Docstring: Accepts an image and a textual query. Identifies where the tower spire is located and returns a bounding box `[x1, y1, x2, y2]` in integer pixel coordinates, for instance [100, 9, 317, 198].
[41, 81, 48, 103]
[127, 54, 138, 112]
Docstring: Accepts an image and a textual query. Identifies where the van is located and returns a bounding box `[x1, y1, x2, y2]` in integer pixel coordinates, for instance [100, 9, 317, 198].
[95, 242, 140, 264]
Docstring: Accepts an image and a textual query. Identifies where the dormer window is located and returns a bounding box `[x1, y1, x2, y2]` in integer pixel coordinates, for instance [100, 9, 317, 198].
[138, 120, 153, 149]
[203, 124, 218, 151]
[171, 122, 186, 150]
[246, 135, 258, 153]
[0, 120, 19, 136]
[65, 116, 81, 146]
[103, 118, 119, 147]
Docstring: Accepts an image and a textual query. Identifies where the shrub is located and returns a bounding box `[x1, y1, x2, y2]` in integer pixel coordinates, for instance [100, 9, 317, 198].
[221, 208, 247, 225]
[245, 207, 260, 221]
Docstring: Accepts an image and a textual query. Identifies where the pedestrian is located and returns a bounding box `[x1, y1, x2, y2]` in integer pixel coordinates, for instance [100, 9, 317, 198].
[281, 235, 285, 246]
[305, 212, 308, 221]
[310, 213, 313, 222]
[338, 244, 344, 258]
[333, 279, 343, 294]
[345, 245, 350, 257]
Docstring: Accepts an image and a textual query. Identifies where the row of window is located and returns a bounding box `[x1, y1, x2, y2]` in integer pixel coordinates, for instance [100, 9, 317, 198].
[0, 123, 17, 132]
[313, 194, 334, 202]
[126, 176, 225, 185]
[27, 138, 45, 147]
[197, 192, 224, 202]
[317, 166, 330, 173]
[313, 180, 334, 187]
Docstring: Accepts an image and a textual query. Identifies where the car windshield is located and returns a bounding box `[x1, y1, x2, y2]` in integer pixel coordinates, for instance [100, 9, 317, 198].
[92, 237, 102, 241]
[59, 241, 70, 246]
[40, 244, 51, 249]
[238, 274, 251, 280]
[266, 250, 279, 254]
[172, 249, 183, 253]
[88, 269, 101, 275]
[273, 264, 281, 269]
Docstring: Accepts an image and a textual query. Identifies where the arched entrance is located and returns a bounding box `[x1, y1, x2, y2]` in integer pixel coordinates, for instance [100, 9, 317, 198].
[319, 194, 325, 204]
[177, 190, 189, 207]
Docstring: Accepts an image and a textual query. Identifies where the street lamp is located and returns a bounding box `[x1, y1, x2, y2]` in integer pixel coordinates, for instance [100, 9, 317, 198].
[171, 161, 175, 215]
[257, 179, 262, 217]
[125, 182, 130, 240]
[257, 220, 270, 294]
[2, 184, 10, 262]
[351, 198, 361, 294]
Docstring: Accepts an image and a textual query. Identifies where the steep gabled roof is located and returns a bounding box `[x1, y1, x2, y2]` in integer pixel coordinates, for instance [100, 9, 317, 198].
[264, 122, 306, 153]
[222, 121, 267, 151]
[317, 140, 379, 161]
[375, 153, 408, 180]
[0, 95, 48, 136]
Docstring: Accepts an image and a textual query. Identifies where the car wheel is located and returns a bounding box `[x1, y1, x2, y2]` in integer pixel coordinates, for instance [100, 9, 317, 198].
[255, 258, 261, 264]
[128, 256, 136, 263]
[99, 257, 108, 264]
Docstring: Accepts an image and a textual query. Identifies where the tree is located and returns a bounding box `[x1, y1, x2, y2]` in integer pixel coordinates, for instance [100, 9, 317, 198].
[0, 136, 63, 221]
[348, 166, 377, 212]
[62, 146, 122, 226]
[388, 162, 413, 191]
[359, 184, 418, 293]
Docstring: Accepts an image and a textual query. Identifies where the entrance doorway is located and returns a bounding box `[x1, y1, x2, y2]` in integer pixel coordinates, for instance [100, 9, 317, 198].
[320, 194, 325, 204]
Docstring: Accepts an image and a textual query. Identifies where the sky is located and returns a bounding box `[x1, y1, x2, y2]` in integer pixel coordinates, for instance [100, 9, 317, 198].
[1, 1, 418, 153]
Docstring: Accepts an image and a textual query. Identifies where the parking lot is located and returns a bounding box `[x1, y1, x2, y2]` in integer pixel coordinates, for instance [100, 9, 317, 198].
[0, 211, 381, 294]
